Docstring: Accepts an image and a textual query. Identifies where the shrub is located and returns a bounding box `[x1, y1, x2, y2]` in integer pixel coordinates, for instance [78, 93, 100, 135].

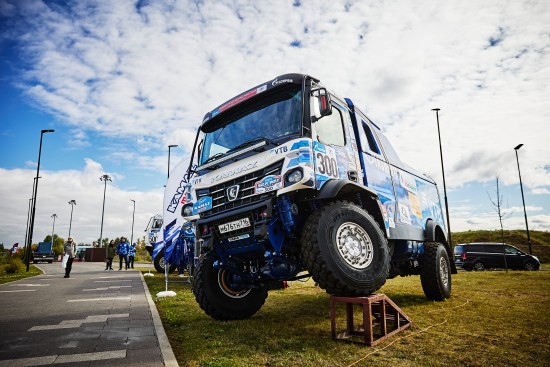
[5, 258, 24, 274]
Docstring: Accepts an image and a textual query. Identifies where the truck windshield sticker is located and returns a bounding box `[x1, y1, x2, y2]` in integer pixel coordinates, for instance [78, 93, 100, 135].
[212, 85, 268, 118]
[193, 196, 213, 214]
[255, 175, 284, 194]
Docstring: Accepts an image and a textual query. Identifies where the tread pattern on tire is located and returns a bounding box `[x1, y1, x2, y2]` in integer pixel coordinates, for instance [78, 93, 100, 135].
[420, 242, 451, 301]
[192, 255, 268, 320]
[300, 200, 389, 296]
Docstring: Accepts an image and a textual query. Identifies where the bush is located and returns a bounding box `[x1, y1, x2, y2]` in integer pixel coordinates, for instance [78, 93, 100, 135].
[1, 258, 24, 274]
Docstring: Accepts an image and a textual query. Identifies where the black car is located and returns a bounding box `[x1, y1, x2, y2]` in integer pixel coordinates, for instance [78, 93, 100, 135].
[32, 242, 55, 263]
[454, 242, 540, 271]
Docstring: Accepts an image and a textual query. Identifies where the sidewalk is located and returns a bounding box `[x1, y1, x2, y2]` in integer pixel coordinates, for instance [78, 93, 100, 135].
[0, 261, 177, 366]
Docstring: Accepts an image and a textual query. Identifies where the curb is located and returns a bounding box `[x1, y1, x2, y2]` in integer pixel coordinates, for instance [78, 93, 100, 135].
[139, 271, 179, 367]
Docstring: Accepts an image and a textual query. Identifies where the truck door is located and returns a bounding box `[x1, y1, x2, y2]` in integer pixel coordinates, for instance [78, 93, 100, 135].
[312, 98, 361, 189]
[354, 116, 397, 229]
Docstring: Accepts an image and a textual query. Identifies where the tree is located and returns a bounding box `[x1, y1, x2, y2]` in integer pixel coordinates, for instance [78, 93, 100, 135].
[487, 175, 511, 271]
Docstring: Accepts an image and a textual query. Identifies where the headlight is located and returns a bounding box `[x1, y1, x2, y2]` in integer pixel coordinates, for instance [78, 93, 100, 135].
[182, 204, 194, 217]
[286, 168, 303, 183]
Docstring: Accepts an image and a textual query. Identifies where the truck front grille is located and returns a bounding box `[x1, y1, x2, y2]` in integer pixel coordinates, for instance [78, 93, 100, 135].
[196, 160, 283, 218]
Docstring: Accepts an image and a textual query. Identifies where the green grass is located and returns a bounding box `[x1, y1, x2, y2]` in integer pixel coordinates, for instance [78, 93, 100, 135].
[0, 260, 42, 284]
[145, 266, 550, 367]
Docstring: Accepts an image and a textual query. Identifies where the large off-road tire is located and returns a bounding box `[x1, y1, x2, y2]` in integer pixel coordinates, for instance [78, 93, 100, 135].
[301, 201, 390, 296]
[192, 254, 268, 320]
[420, 242, 452, 300]
[153, 249, 176, 274]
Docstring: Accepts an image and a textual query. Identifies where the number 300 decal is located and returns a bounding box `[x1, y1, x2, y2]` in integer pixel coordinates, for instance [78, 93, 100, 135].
[316, 152, 339, 178]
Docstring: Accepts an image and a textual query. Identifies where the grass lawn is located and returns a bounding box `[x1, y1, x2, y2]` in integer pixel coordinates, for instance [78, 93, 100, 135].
[144, 266, 550, 367]
[0, 266, 42, 284]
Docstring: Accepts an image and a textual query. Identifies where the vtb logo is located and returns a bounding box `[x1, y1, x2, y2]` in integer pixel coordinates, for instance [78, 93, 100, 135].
[226, 185, 240, 202]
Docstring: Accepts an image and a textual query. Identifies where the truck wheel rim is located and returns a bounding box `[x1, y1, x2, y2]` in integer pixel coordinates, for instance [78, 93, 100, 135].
[218, 270, 251, 299]
[335, 222, 373, 269]
[439, 257, 449, 287]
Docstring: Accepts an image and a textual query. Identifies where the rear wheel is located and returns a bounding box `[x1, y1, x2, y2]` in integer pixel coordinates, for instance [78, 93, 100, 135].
[420, 242, 452, 300]
[301, 201, 390, 296]
[153, 249, 176, 274]
[192, 254, 268, 320]
[473, 261, 485, 271]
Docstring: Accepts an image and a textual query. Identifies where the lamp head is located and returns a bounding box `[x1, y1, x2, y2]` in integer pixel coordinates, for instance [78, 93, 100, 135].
[41, 129, 55, 133]
[431, 108, 440, 112]
[514, 144, 524, 150]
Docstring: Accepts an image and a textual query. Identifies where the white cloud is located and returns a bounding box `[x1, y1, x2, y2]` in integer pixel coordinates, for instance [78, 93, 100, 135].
[1, 0, 549, 241]
[0, 159, 163, 246]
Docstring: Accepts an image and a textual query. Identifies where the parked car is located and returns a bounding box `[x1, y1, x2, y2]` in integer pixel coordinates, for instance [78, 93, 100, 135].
[454, 242, 540, 271]
[32, 242, 55, 263]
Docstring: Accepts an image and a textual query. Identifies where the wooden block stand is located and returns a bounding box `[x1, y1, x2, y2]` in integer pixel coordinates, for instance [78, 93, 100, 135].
[330, 294, 411, 346]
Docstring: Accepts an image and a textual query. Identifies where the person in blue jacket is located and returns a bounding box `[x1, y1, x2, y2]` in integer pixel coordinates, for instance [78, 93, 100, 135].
[128, 242, 137, 269]
[116, 237, 130, 270]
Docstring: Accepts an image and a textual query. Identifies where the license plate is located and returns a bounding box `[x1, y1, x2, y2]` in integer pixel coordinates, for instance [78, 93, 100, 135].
[218, 218, 251, 234]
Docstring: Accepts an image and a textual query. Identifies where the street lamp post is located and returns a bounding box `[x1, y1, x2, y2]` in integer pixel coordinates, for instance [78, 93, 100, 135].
[168, 144, 178, 178]
[432, 109, 452, 247]
[26, 129, 54, 271]
[68, 200, 76, 237]
[130, 199, 136, 246]
[51, 214, 57, 245]
[514, 144, 532, 254]
[99, 174, 112, 248]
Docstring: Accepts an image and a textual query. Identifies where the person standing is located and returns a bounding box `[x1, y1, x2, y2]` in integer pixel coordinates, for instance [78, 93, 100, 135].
[63, 237, 77, 278]
[128, 243, 136, 269]
[105, 240, 116, 270]
[116, 237, 130, 270]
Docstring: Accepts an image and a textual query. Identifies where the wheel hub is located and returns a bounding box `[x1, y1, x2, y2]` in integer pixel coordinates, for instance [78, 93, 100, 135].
[218, 270, 251, 299]
[439, 257, 449, 287]
[336, 222, 374, 269]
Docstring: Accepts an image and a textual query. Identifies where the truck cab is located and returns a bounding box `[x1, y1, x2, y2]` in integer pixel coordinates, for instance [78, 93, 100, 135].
[183, 74, 454, 320]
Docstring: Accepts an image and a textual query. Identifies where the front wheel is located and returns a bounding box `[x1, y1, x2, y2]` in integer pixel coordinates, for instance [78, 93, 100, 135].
[153, 249, 176, 274]
[524, 262, 538, 271]
[301, 201, 390, 296]
[420, 242, 452, 301]
[192, 254, 268, 320]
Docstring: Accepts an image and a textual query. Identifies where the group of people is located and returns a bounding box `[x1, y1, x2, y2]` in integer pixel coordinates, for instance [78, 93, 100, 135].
[62, 236, 138, 278]
[105, 237, 137, 271]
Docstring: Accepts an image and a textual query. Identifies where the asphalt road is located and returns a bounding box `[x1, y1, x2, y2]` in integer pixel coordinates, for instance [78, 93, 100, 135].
[0, 261, 177, 366]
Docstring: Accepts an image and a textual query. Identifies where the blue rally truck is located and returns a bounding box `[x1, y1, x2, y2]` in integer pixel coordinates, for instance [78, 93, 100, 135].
[182, 73, 456, 320]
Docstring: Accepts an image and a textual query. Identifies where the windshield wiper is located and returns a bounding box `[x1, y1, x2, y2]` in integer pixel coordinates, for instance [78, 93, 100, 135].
[226, 137, 279, 155]
[202, 152, 224, 165]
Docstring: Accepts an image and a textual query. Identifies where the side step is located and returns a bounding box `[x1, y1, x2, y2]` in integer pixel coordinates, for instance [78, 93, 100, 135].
[330, 294, 412, 346]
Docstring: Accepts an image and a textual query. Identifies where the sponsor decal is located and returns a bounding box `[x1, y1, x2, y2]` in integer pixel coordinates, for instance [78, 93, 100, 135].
[167, 180, 188, 213]
[228, 234, 250, 242]
[272, 78, 293, 86]
[192, 196, 213, 214]
[398, 203, 412, 225]
[271, 146, 288, 154]
[399, 173, 418, 194]
[212, 85, 268, 117]
[255, 175, 283, 194]
[210, 161, 258, 183]
[408, 192, 422, 218]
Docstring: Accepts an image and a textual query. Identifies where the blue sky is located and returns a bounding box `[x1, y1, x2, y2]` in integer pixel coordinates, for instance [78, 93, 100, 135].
[1, 0, 549, 246]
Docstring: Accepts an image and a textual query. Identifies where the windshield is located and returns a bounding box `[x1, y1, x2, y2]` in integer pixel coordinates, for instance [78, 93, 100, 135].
[200, 86, 302, 165]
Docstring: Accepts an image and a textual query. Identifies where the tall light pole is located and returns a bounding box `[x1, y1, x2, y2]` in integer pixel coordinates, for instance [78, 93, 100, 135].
[26, 129, 54, 271]
[168, 144, 178, 178]
[51, 214, 57, 245]
[99, 174, 112, 248]
[130, 199, 136, 246]
[68, 200, 76, 237]
[514, 144, 532, 254]
[432, 108, 452, 247]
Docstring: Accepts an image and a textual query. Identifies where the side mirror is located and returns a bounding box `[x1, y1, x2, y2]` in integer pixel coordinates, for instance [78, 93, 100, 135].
[311, 88, 332, 120]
